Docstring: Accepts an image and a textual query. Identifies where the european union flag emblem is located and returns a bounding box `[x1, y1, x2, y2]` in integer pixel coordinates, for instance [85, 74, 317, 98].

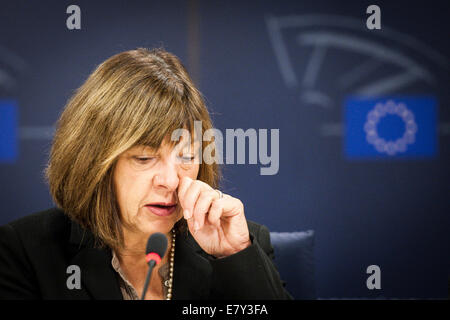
[345, 97, 437, 159]
[0, 100, 18, 163]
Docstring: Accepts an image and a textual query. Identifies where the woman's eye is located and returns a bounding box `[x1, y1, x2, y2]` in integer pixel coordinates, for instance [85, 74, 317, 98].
[179, 155, 195, 162]
[133, 156, 155, 163]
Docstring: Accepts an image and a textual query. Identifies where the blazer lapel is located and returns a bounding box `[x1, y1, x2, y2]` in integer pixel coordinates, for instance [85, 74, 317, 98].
[172, 231, 212, 300]
[68, 221, 122, 300]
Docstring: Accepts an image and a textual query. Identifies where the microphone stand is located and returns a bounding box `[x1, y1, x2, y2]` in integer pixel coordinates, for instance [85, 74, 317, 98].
[141, 260, 157, 300]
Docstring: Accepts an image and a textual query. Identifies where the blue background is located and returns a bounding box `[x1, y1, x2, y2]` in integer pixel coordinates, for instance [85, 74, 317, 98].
[345, 96, 437, 159]
[0, 0, 449, 298]
[0, 100, 17, 162]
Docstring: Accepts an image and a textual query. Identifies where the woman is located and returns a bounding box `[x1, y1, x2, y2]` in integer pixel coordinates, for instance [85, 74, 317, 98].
[0, 48, 291, 300]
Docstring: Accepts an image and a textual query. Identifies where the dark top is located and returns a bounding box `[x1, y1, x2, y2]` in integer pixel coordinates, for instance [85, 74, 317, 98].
[0, 208, 292, 300]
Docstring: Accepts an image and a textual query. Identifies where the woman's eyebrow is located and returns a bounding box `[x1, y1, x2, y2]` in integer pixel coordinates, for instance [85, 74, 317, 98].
[174, 138, 194, 150]
[129, 145, 157, 154]
[178, 142, 200, 154]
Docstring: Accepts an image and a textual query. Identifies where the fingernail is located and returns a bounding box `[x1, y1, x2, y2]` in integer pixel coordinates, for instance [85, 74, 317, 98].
[184, 209, 192, 219]
[194, 221, 200, 232]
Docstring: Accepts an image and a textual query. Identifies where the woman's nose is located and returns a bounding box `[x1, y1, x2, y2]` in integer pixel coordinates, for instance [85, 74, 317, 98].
[152, 163, 179, 191]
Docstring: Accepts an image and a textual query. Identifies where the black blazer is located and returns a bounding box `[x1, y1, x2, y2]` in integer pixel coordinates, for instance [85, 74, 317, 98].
[0, 208, 292, 300]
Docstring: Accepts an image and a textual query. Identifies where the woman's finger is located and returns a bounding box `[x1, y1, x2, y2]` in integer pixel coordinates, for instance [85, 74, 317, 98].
[179, 180, 202, 220]
[207, 198, 225, 228]
[217, 195, 243, 218]
[177, 176, 193, 215]
[192, 190, 218, 230]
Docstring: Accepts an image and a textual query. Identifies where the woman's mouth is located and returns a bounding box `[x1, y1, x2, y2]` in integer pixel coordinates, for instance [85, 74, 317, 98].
[145, 203, 177, 217]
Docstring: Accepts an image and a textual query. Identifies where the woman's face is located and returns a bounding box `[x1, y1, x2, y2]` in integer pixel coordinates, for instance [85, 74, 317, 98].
[113, 138, 200, 237]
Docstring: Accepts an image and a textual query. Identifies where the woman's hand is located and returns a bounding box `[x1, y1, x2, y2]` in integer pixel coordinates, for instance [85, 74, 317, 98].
[177, 177, 251, 258]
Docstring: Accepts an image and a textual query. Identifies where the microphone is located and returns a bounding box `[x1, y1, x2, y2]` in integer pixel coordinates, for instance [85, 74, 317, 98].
[140, 232, 168, 300]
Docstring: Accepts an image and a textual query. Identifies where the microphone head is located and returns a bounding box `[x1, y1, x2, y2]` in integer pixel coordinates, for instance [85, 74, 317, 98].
[145, 232, 168, 263]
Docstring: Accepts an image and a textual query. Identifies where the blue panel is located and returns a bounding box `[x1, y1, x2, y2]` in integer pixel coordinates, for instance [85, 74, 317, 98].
[0, 100, 18, 163]
[345, 96, 437, 159]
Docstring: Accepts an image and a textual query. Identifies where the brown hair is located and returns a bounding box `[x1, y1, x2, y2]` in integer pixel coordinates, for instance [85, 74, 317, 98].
[45, 48, 220, 251]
